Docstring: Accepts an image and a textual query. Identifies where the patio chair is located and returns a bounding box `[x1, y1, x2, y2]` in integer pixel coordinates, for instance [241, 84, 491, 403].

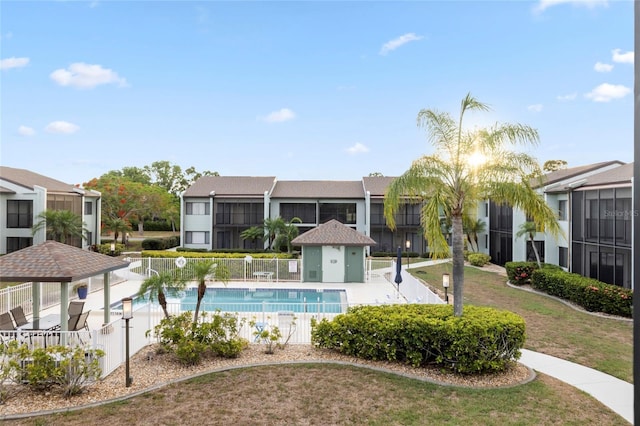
[0, 312, 17, 341]
[68, 301, 85, 317]
[10, 306, 29, 327]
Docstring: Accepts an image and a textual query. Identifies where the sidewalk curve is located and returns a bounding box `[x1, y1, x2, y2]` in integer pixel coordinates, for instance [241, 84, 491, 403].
[520, 349, 633, 424]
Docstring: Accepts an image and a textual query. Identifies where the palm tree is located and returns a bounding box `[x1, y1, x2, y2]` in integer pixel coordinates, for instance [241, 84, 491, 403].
[273, 217, 302, 253]
[463, 216, 486, 253]
[32, 210, 87, 245]
[516, 221, 542, 268]
[185, 260, 231, 323]
[264, 217, 285, 250]
[137, 271, 185, 319]
[384, 93, 561, 316]
[240, 226, 264, 249]
[103, 216, 131, 243]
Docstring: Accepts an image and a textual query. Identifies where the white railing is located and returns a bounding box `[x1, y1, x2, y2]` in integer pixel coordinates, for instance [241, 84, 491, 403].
[0, 270, 127, 317]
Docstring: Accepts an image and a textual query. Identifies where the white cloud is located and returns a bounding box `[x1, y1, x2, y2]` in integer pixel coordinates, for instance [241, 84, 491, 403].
[346, 143, 369, 154]
[534, 0, 608, 13]
[379, 33, 423, 56]
[18, 125, 35, 136]
[0, 32, 13, 41]
[1, 57, 29, 70]
[258, 108, 296, 123]
[556, 93, 577, 101]
[527, 104, 543, 112]
[45, 121, 80, 134]
[612, 48, 634, 64]
[50, 62, 127, 89]
[594, 62, 613, 72]
[584, 83, 631, 102]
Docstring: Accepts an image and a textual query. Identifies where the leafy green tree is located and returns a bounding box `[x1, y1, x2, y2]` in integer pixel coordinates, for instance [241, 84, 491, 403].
[137, 271, 185, 319]
[183, 260, 231, 323]
[144, 161, 218, 197]
[31, 210, 87, 245]
[543, 159, 568, 172]
[384, 93, 561, 316]
[274, 217, 302, 253]
[516, 221, 542, 268]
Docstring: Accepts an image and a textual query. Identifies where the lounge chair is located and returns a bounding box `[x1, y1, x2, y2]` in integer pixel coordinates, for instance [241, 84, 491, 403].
[0, 312, 17, 341]
[10, 306, 29, 327]
[68, 301, 85, 317]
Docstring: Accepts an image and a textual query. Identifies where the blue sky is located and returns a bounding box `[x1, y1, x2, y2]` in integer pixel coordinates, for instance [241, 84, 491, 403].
[1, 0, 633, 186]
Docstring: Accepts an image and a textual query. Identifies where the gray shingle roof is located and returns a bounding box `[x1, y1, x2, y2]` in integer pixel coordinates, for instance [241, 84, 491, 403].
[362, 176, 397, 197]
[0, 166, 100, 196]
[0, 241, 129, 283]
[291, 219, 376, 246]
[579, 162, 633, 188]
[271, 181, 365, 198]
[539, 161, 625, 187]
[183, 176, 276, 197]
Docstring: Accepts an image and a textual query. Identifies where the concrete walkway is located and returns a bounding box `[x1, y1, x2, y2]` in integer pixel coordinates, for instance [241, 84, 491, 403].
[520, 350, 633, 424]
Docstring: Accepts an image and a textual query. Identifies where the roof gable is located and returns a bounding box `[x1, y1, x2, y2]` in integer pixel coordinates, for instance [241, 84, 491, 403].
[184, 176, 276, 197]
[271, 180, 365, 198]
[0, 166, 100, 196]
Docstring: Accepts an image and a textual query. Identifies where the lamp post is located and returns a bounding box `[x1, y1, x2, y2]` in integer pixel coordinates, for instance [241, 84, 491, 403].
[442, 273, 450, 304]
[405, 240, 411, 267]
[122, 297, 133, 387]
[110, 242, 116, 257]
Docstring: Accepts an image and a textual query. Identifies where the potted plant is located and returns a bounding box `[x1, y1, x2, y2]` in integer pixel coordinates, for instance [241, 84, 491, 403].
[73, 282, 88, 300]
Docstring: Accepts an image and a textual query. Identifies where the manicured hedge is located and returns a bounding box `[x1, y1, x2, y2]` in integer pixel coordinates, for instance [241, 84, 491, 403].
[531, 269, 632, 318]
[141, 251, 295, 259]
[141, 236, 180, 250]
[504, 261, 561, 285]
[468, 253, 491, 267]
[311, 304, 525, 375]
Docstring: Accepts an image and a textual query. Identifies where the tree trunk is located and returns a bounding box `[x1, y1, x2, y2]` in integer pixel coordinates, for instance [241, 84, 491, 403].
[158, 290, 170, 318]
[193, 281, 206, 323]
[530, 234, 542, 268]
[452, 214, 465, 316]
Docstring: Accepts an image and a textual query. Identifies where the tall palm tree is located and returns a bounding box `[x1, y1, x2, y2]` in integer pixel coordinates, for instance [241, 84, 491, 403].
[463, 216, 486, 253]
[384, 93, 561, 316]
[31, 210, 87, 245]
[137, 271, 185, 319]
[264, 217, 285, 250]
[103, 216, 131, 243]
[273, 217, 302, 253]
[516, 221, 542, 268]
[185, 260, 230, 323]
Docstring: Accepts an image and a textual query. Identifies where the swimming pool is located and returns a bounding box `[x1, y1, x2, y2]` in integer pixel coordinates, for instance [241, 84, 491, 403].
[182, 288, 346, 313]
[113, 287, 347, 314]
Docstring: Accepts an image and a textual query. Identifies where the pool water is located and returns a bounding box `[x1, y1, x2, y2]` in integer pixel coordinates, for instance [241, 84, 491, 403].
[181, 288, 346, 313]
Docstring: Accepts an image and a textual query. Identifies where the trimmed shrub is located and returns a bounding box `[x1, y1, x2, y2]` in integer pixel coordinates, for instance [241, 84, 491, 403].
[505, 262, 561, 285]
[468, 253, 491, 267]
[141, 236, 180, 250]
[532, 269, 632, 317]
[311, 304, 525, 375]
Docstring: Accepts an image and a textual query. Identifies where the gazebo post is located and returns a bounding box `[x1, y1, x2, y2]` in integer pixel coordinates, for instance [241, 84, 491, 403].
[60, 282, 70, 345]
[103, 272, 111, 325]
[31, 282, 41, 320]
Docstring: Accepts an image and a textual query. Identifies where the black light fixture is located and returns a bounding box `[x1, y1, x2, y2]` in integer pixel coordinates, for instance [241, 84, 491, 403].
[442, 273, 450, 304]
[121, 297, 133, 387]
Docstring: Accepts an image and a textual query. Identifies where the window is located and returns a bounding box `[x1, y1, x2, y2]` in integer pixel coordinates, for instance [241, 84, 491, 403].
[558, 247, 568, 268]
[319, 203, 357, 224]
[280, 203, 316, 223]
[84, 201, 93, 215]
[185, 231, 210, 244]
[85, 231, 93, 245]
[186, 202, 210, 215]
[6, 237, 32, 253]
[7, 200, 33, 228]
[558, 200, 567, 221]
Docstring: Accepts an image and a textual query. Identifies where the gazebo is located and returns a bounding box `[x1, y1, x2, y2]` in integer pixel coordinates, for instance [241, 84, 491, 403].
[0, 241, 129, 341]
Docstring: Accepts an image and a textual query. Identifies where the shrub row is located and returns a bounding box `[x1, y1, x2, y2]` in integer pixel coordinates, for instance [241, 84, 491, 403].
[531, 269, 632, 318]
[504, 261, 561, 285]
[141, 236, 181, 250]
[148, 311, 248, 365]
[370, 251, 430, 258]
[311, 304, 525, 374]
[141, 250, 295, 259]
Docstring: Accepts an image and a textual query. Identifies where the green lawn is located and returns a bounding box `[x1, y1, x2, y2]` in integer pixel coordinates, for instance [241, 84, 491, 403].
[411, 263, 633, 383]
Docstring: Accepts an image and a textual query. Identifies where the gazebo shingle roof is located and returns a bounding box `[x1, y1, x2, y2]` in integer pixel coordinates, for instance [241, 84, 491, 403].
[291, 219, 376, 246]
[0, 241, 129, 283]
